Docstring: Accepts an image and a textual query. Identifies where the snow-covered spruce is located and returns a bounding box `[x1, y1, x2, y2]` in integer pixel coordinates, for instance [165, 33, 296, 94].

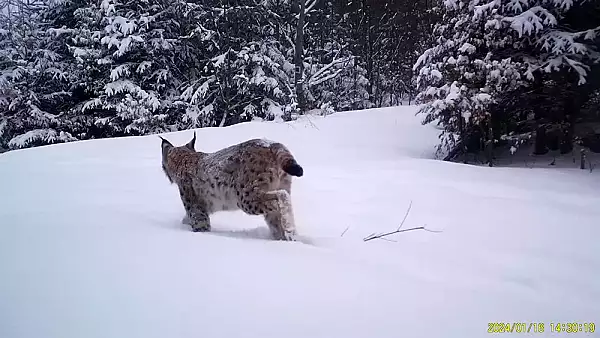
[413, 0, 600, 158]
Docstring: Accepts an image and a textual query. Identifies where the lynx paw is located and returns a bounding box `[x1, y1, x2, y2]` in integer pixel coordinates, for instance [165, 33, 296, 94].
[285, 231, 298, 241]
[184, 214, 210, 232]
[275, 229, 297, 241]
[191, 224, 211, 232]
[190, 219, 211, 232]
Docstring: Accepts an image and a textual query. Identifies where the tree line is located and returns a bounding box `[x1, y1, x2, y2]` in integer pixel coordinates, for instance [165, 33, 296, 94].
[1, 0, 599, 165]
[0, 0, 433, 150]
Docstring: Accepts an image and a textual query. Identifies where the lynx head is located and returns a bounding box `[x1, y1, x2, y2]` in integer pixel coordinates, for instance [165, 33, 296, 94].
[159, 132, 196, 183]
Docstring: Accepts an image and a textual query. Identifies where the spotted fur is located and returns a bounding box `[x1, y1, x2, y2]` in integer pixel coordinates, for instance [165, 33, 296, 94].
[159, 132, 303, 241]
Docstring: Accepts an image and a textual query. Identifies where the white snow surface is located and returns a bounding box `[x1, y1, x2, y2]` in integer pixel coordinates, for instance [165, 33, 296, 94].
[1, 106, 599, 338]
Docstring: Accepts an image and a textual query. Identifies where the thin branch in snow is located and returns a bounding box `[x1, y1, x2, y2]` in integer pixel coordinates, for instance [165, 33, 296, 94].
[363, 201, 442, 242]
[340, 226, 350, 237]
[397, 200, 413, 231]
[364, 225, 442, 242]
[378, 237, 398, 243]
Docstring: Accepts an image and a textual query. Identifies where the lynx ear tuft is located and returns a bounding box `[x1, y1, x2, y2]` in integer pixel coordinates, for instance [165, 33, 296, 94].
[159, 136, 173, 151]
[185, 131, 196, 151]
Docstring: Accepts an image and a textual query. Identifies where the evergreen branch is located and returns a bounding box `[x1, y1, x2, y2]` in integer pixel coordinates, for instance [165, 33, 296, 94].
[306, 55, 351, 87]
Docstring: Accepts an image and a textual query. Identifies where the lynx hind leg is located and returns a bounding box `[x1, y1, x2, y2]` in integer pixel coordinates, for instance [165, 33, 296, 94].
[178, 184, 211, 232]
[239, 179, 297, 240]
[279, 174, 292, 195]
[262, 190, 297, 241]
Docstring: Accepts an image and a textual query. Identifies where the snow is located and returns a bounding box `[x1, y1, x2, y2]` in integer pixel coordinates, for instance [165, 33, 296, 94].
[1, 105, 599, 338]
[211, 52, 227, 68]
[475, 92, 493, 102]
[184, 77, 215, 104]
[0, 118, 6, 137]
[458, 42, 476, 54]
[136, 61, 152, 74]
[47, 27, 73, 36]
[262, 98, 284, 122]
[503, 6, 557, 37]
[430, 69, 442, 79]
[110, 64, 131, 81]
[112, 16, 137, 35]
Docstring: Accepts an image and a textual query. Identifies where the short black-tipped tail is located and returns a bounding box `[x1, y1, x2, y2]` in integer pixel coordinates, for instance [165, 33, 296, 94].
[283, 161, 304, 177]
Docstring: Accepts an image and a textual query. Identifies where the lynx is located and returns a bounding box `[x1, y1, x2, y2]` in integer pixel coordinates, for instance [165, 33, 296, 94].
[159, 132, 304, 241]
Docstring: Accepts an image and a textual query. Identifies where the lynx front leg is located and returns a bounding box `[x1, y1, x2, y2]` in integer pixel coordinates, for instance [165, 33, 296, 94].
[178, 185, 210, 232]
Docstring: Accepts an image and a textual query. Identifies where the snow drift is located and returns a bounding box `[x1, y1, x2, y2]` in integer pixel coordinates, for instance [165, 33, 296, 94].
[1, 106, 599, 338]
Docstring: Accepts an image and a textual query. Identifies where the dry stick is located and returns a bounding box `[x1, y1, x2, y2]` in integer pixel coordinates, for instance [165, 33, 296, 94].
[364, 200, 412, 240]
[378, 237, 398, 243]
[397, 200, 412, 231]
[363, 201, 442, 242]
[364, 225, 442, 242]
[340, 226, 350, 237]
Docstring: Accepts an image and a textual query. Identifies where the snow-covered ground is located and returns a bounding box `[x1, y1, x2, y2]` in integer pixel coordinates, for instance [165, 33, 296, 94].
[1, 106, 599, 338]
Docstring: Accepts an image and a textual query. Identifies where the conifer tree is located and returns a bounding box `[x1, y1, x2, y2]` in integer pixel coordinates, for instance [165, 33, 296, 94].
[413, 0, 600, 159]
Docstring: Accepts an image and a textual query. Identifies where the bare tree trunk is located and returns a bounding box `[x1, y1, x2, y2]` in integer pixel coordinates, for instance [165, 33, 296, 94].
[294, 0, 306, 112]
[353, 57, 358, 109]
[486, 116, 494, 167]
[458, 109, 465, 163]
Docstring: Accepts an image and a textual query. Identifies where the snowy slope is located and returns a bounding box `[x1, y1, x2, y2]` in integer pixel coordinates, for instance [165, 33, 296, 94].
[1, 106, 599, 338]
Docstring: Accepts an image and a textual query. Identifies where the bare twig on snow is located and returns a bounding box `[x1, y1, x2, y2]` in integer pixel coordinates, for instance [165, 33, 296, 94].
[363, 201, 442, 242]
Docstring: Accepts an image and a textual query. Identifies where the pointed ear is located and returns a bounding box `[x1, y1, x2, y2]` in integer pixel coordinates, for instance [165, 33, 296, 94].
[159, 136, 173, 151]
[185, 131, 196, 151]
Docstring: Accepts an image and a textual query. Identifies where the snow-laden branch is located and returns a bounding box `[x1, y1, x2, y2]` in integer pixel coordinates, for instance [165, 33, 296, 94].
[305, 0, 318, 14]
[306, 55, 351, 87]
[294, 0, 318, 19]
[502, 6, 557, 37]
[573, 26, 600, 41]
[228, 97, 262, 111]
[284, 31, 295, 53]
[308, 66, 344, 87]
